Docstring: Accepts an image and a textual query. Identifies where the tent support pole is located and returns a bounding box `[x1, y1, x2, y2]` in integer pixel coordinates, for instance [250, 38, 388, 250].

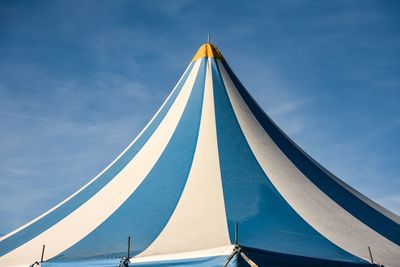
[40, 244, 45, 263]
[234, 222, 239, 245]
[224, 245, 259, 267]
[368, 246, 374, 264]
[128, 236, 131, 258]
[223, 247, 239, 267]
[240, 251, 258, 267]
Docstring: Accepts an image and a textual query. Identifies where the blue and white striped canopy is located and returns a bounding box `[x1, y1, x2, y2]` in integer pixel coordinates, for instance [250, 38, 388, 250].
[0, 44, 399, 267]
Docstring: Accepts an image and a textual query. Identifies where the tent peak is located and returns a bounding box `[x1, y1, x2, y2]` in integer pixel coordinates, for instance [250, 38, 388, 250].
[192, 43, 224, 62]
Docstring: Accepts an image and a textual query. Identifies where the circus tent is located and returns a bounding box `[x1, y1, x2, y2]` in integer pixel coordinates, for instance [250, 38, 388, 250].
[0, 43, 399, 267]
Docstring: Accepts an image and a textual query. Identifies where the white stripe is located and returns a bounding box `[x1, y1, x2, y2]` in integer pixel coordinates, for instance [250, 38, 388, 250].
[217, 60, 400, 267]
[0, 62, 194, 243]
[131, 245, 234, 264]
[282, 132, 400, 225]
[139, 58, 231, 256]
[321, 166, 400, 224]
[0, 61, 201, 266]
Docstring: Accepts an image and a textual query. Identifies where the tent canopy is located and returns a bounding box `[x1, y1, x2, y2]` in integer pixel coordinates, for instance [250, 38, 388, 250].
[1, 43, 399, 267]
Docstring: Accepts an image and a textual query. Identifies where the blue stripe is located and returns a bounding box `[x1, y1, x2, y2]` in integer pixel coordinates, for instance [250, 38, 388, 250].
[42, 259, 119, 267]
[42, 255, 231, 267]
[0, 63, 195, 257]
[211, 59, 366, 263]
[240, 246, 371, 267]
[220, 60, 400, 245]
[52, 59, 207, 259]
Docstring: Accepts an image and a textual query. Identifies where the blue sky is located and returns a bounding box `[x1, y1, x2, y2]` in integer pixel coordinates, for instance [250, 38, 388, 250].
[0, 0, 399, 235]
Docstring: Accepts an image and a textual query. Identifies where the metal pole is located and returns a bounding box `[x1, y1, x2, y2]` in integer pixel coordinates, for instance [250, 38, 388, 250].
[234, 222, 239, 245]
[368, 246, 374, 263]
[240, 251, 259, 267]
[40, 244, 45, 262]
[208, 34, 210, 44]
[128, 236, 131, 258]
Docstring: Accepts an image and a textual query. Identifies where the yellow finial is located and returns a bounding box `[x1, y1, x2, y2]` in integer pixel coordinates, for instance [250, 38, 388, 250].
[191, 43, 224, 62]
